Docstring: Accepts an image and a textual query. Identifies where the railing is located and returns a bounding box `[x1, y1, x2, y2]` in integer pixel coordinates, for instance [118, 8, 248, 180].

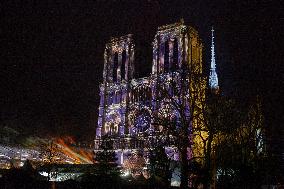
[94, 133, 178, 151]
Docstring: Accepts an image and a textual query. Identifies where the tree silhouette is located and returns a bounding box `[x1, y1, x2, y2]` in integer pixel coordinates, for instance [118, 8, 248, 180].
[148, 145, 171, 187]
[151, 62, 206, 188]
[39, 139, 61, 179]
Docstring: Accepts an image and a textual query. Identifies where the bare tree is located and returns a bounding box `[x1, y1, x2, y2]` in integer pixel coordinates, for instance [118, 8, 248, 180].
[214, 96, 267, 188]
[196, 94, 245, 188]
[150, 63, 251, 189]
[39, 139, 61, 179]
[150, 62, 206, 189]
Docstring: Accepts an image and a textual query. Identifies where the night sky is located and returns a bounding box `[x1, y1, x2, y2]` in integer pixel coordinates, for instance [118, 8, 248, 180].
[1, 0, 282, 143]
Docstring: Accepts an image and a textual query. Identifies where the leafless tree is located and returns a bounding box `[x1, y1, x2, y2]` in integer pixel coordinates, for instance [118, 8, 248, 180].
[38, 139, 61, 179]
[150, 63, 206, 189]
[150, 63, 254, 189]
[214, 96, 267, 188]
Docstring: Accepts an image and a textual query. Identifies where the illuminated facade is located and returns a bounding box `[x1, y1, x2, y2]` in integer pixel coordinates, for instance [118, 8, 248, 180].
[95, 21, 214, 171]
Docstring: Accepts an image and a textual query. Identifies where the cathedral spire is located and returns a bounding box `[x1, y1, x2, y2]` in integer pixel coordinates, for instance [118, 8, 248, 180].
[209, 26, 219, 91]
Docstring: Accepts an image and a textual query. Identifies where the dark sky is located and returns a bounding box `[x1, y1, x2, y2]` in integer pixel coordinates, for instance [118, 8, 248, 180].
[1, 0, 282, 142]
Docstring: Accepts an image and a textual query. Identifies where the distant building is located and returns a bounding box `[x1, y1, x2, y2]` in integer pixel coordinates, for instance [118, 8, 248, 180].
[0, 145, 41, 169]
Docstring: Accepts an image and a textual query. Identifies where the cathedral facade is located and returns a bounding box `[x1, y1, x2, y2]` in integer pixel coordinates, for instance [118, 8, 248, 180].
[94, 20, 218, 168]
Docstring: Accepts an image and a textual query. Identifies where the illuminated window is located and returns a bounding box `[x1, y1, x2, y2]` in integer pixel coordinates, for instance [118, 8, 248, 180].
[122, 93, 126, 103]
[110, 123, 115, 134]
[114, 91, 117, 104]
[172, 38, 178, 71]
[113, 52, 118, 82]
[105, 125, 110, 133]
[116, 91, 120, 103]
[164, 40, 169, 73]
[114, 125, 118, 133]
[121, 50, 126, 80]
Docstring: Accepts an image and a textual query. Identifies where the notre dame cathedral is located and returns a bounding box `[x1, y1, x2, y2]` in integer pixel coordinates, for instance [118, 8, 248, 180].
[94, 20, 219, 172]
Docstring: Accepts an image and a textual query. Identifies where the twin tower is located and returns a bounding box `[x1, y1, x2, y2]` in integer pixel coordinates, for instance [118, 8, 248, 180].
[96, 20, 218, 140]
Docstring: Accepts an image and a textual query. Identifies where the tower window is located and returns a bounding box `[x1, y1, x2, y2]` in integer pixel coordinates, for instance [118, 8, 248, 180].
[113, 52, 118, 82]
[121, 50, 126, 80]
[172, 38, 179, 71]
[164, 40, 169, 73]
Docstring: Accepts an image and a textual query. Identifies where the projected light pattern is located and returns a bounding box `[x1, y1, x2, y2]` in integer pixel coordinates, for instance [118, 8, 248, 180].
[95, 20, 206, 174]
[55, 137, 93, 164]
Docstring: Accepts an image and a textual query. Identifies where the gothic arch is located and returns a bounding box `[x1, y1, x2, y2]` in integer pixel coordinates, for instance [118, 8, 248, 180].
[164, 40, 170, 73]
[113, 52, 118, 82]
[105, 110, 121, 135]
[121, 50, 126, 80]
[172, 38, 179, 71]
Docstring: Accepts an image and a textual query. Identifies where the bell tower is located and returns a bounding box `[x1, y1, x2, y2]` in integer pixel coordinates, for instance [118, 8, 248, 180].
[96, 34, 135, 138]
[152, 19, 186, 75]
[103, 34, 135, 84]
